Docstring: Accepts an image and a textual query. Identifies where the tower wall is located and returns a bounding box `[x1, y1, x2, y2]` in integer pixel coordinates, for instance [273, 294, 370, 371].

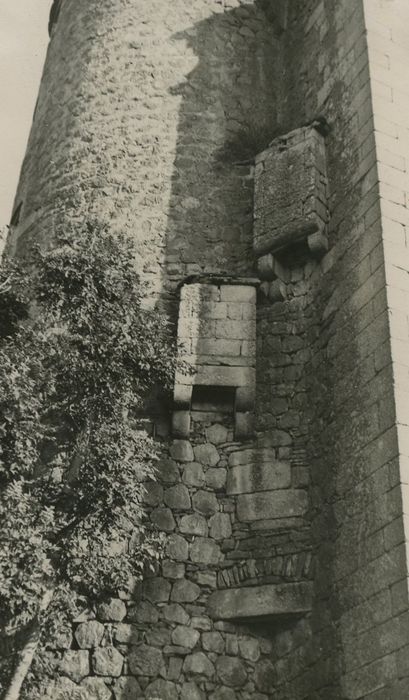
[6, 0, 409, 698]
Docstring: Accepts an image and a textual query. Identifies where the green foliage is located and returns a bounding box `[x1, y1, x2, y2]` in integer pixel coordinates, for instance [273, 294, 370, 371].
[0, 223, 176, 638]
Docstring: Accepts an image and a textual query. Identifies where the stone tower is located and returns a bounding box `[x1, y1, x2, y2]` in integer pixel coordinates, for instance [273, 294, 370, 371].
[8, 0, 409, 698]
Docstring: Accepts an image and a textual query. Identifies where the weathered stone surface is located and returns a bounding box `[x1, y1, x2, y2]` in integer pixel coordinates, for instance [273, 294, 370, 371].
[205, 467, 227, 490]
[143, 481, 163, 507]
[97, 598, 127, 622]
[127, 600, 159, 624]
[183, 651, 215, 678]
[142, 577, 172, 603]
[220, 285, 256, 303]
[112, 677, 142, 700]
[52, 626, 74, 650]
[164, 484, 191, 510]
[74, 620, 105, 649]
[180, 513, 208, 536]
[114, 623, 141, 644]
[42, 678, 88, 700]
[216, 655, 247, 687]
[171, 625, 200, 649]
[190, 537, 223, 565]
[166, 533, 189, 561]
[59, 651, 89, 682]
[255, 659, 276, 692]
[181, 681, 204, 700]
[146, 627, 172, 647]
[145, 679, 178, 700]
[209, 688, 236, 700]
[196, 570, 217, 588]
[194, 443, 220, 466]
[92, 647, 123, 676]
[209, 512, 232, 540]
[171, 579, 201, 603]
[237, 490, 308, 522]
[161, 603, 190, 626]
[172, 410, 191, 438]
[182, 462, 205, 486]
[227, 460, 291, 495]
[192, 490, 219, 516]
[208, 582, 313, 620]
[80, 678, 111, 700]
[128, 644, 164, 676]
[239, 638, 261, 662]
[150, 507, 176, 532]
[170, 440, 194, 462]
[206, 423, 229, 445]
[202, 631, 225, 653]
[162, 559, 185, 579]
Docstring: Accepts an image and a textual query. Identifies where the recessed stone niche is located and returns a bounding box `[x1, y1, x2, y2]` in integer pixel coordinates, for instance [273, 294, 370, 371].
[253, 122, 329, 260]
[173, 280, 257, 439]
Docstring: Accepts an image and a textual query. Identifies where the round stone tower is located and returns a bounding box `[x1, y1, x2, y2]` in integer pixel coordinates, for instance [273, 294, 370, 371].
[9, 0, 280, 305]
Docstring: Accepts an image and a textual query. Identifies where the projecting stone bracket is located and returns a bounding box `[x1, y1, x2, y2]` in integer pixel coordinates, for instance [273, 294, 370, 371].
[207, 582, 313, 621]
[253, 122, 329, 270]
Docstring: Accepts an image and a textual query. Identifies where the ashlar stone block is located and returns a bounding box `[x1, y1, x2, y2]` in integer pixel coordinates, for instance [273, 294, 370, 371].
[237, 489, 308, 522]
[208, 582, 313, 620]
[227, 460, 291, 495]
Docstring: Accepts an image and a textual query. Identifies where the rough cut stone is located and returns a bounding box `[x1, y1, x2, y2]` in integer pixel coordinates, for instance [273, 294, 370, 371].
[112, 677, 142, 700]
[182, 462, 205, 486]
[145, 679, 178, 700]
[216, 655, 247, 687]
[255, 659, 276, 692]
[42, 678, 88, 700]
[206, 467, 227, 490]
[161, 603, 190, 626]
[97, 598, 127, 622]
[181, 681, 204, 700]
[239, 638, 261, 662]
[171, 625, 200, 649]
[150, 507, 176, 532]
[202, 631, 225, 653]
[164, 484, 191, 510]
[80, 678, 111, 700]
[92, 647, 123, 676]
[206, 423, 229, 445]
[220, 285, 256, 303]
[143, 481, 163, 507]
[114, 623, 140, 644]
[192, 490, 219, 516]
[208, 582, 313, 620]
[227, 460, 291, 495]
[166, 533, 189, 561]
[74, 620, 105, 649]
[237, 490, 308, 522]
[194, 443, 220, 467]
[183, 651, 215, 678]
[128, 644, 164, 676]
[170, 440, 194, 462]
[52, 626, 74, 650]
[171, 579, 201, 603]
[162, 559, 185, 579]
[209, 512, 232, 540]
[180, 513, 208, 536]
[142, 576, 172, 603]
[127, 600, 159, 624]
[59, 650, 89, 682]
[190, 537, 223, 565]
[146, 627, 172, 647]
[210, 687, 236, 700]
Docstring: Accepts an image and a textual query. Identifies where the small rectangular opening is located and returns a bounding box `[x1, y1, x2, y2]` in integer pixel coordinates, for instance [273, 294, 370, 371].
[191, 385, 235, 414]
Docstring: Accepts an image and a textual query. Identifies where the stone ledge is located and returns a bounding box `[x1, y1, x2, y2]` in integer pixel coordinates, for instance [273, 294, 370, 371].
[207, 582, 313, 620]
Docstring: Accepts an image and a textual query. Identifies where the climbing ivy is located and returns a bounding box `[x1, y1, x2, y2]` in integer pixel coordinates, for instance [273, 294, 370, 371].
[0, 223, 176, 696]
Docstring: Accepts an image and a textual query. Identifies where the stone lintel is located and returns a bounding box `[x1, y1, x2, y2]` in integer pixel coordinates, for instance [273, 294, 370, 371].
[207, 582, 313, 620]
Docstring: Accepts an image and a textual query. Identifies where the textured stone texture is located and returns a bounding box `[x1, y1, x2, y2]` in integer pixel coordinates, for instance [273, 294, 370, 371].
[10, 0, 409, 697]
[208, 582, 313, 620]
